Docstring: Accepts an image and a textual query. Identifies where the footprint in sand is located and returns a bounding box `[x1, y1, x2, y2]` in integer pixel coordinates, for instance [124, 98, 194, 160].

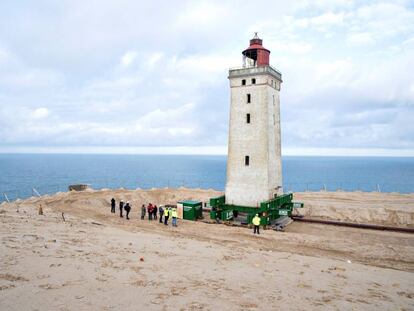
[0, 273, 28, 291]
[397, 291, 414, 299]
[0, 273, 29, 282]
[38, 283, 60, 290]
[0, 284, 16, 291]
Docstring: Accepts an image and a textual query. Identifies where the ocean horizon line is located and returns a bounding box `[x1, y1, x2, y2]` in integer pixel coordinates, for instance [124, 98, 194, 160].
[0, 152, 413, 158]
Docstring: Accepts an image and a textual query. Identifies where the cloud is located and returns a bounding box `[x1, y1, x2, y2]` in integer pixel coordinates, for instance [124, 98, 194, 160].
[272, 41, 313, 54]
[310, 12, 344, 26]
[0, 44, 13, 64]
[32, 108, 50, 119]
[0, 0, 413, 155]
[147, 52, 163, 67]
[346, 32, 375, 46]
[176, 2, 226, 27]
[120, 51, 138, 67]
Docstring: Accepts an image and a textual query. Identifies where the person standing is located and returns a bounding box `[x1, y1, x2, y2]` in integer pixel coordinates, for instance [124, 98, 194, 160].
[141, 204, 146, 220]
[153, 205, 158, 220]
[124, 202, 131, 220]
[148, 204, 153, 221]
[119, 200, 124, 218]
[252, 214, 261, 235]
[171, 208, 178, 227]
[159, 206, 164, 223]
[163, 207, 169, 225]
[111, 198, 116, 213]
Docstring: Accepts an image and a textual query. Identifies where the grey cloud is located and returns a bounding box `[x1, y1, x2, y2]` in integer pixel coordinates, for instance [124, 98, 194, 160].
[0, 0, 413, 154]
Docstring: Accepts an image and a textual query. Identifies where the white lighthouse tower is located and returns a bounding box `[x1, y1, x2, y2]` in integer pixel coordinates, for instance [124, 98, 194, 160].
[225, 33, 283, 207]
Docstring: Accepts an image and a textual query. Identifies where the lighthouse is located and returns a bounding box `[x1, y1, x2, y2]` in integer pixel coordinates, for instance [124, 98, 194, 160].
[225, 33, 283, 207]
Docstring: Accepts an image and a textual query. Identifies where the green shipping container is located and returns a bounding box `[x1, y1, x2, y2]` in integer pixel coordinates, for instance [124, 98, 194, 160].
[178, 200, 203, 221]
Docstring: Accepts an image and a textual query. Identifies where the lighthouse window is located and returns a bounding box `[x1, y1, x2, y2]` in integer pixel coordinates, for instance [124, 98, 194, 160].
[247, 94, 251, 103]
[245, 155, 250, 166]
[246, 113, 250, 124]
[252, 78, 256, 84]
[242, 79, 246, 86]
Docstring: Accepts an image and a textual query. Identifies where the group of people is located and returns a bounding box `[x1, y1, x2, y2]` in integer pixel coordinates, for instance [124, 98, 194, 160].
[141, 203, 158, 220]
[111, 198, 132, 219]
[141, 204, 178, 227]
[110, 198, 179, 227]
[111, 197, 260, 233]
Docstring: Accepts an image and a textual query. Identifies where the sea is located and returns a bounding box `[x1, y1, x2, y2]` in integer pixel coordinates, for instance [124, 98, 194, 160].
[0, 154, 413, 202]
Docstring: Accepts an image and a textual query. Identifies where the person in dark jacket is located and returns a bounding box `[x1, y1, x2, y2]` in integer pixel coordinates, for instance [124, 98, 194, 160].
[159, 206, 164, 223]
[111, 198, 116, 213]
[141, 204, 146, 220]
[119, 200, 124, 218]
[148, 203, 153, 221]
[124, 202, 131, 220]
[153, 205, 158, 220]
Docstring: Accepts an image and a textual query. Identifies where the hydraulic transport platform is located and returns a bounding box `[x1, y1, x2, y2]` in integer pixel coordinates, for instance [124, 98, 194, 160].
[209, 193, 303, 227]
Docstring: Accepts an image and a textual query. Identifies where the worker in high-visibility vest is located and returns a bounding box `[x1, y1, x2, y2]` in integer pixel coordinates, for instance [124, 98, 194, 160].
[163, 207, 170, 226]
[252, 214, 261, 235]
[171, 208, 178, 227]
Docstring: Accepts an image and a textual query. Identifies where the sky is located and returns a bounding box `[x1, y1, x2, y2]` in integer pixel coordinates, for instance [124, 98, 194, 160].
[0, 0, 413, 156]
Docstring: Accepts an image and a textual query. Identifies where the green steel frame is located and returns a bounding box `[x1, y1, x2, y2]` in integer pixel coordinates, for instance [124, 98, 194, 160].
[209, 193, 303, 225]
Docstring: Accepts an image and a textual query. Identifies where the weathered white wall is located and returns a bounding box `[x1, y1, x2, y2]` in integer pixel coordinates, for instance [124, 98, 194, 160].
[267, 79, 283, 198]
[225, 68, 283, 207]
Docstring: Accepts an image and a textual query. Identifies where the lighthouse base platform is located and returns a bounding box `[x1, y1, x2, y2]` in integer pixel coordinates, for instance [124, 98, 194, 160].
[209, 193, 303, 226]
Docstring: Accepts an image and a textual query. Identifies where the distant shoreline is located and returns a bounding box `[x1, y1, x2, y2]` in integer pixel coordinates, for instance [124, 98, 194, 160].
[2, 187, 414, 204]
[1, 152, 414, 157]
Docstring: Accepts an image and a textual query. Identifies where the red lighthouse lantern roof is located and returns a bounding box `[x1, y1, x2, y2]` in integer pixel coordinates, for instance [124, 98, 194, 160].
[242, 33, 270, 67]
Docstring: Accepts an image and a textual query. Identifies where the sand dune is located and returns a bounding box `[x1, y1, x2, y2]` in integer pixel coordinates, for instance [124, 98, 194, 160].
[1, 189, 413, 310]
[295, 191, 414, 227]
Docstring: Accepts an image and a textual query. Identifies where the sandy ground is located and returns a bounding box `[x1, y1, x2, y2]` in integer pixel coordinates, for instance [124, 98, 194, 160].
[1, 189, 413, 311]
[295, 191, 414, 227]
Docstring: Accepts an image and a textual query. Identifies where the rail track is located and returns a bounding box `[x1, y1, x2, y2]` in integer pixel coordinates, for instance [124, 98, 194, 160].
[291, 216, 414, 233]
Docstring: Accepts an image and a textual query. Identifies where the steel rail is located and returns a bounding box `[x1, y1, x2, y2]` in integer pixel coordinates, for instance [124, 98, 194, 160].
[291, 216, 414, 233]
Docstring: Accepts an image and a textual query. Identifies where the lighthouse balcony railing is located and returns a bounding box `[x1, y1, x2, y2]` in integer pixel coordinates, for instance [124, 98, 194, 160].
[228, 65, 282, 81]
